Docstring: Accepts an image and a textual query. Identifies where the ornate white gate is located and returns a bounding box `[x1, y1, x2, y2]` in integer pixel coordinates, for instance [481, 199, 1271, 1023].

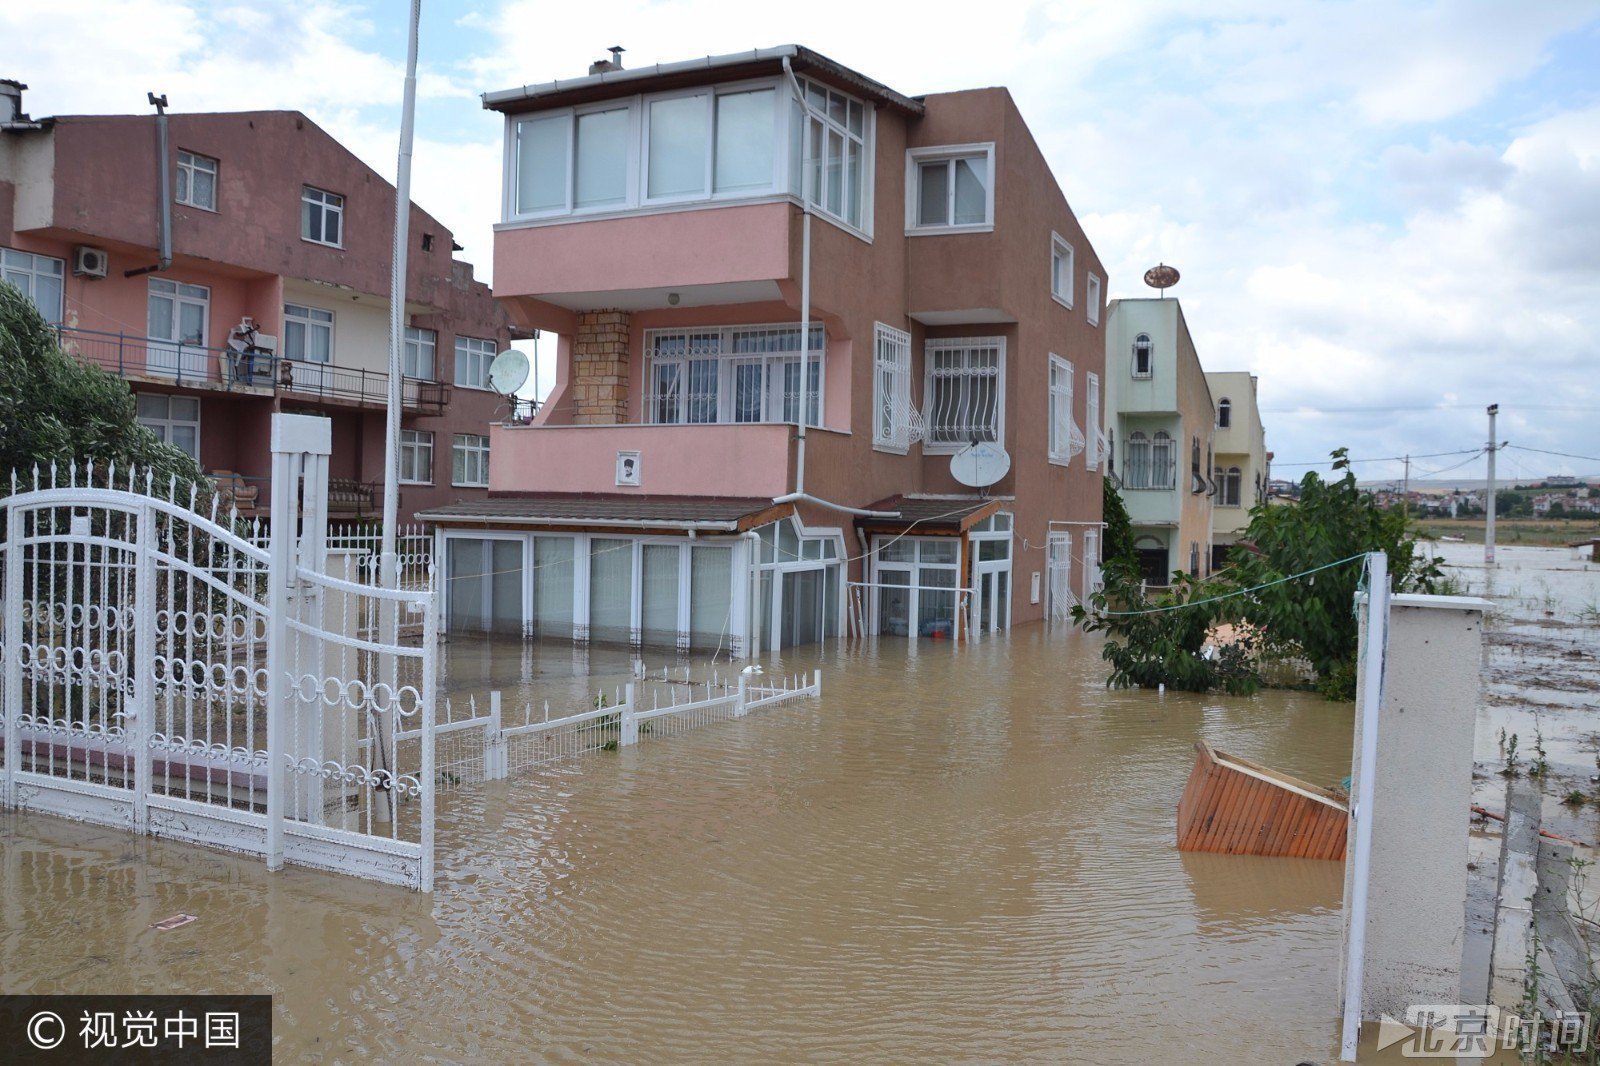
[0, 414, 437, 890]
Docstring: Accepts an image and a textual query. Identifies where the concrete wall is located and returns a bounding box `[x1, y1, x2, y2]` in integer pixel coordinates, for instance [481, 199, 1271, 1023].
[1342, 592, 1492, 1019]
[1207, 370, 1266, 544]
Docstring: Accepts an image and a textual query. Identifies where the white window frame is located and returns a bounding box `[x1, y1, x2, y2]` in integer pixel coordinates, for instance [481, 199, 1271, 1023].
[644, 322, 826, 428]
[905, 143, 996, 235]
[872, 322, 913, 453]
[176, 150, 218, 211]
[282, 303, 333, 363]
[1051, 233, 1074, 308]
[1086, 273, 1102, 326]
[135, 393, 202, 461]
[452, 432, 490, 487]
[1, 247, 65, 323]
[1132, 333, 1154, 379]
[501, 77, 871, 232]
[922, 336, 1006, 454]
[1085, 372, 1101, 471]
[1220, 465, 1243, 507]
[400, 428, 434, 485]
[869, 535, 963, 639]
[454, 335, 497, 391]
[794, 76, 872, 234]
[403, 327, 437, 380]
[301, 185, 344, 247]
[1047, 354, 1078, 466]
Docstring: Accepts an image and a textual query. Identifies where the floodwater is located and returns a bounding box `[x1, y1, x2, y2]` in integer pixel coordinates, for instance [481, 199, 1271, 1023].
[1, 624, 1359, 1063]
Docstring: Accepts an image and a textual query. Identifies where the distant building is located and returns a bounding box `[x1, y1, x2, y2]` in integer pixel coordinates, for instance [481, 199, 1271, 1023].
[0, 79, 514, 521]
[1204, 370, 1267, 569]
[1103, 297, 1215, 585]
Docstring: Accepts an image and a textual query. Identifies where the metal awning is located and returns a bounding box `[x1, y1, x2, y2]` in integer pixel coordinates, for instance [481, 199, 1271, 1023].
[853, 495, 1003, 537]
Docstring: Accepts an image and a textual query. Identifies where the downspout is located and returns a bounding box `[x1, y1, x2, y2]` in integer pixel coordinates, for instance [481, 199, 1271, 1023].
[745, 530, 763, 659]
[125, 92, 173, 278]
[780, 59, 900, 525]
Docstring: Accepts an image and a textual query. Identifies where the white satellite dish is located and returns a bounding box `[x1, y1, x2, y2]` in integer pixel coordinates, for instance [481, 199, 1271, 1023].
[950, 441, 1011, 488]
[487, 349, 530, 396]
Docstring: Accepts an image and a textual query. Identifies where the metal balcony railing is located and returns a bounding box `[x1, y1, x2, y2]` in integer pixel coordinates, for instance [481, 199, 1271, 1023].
[52, 326, 447, 415]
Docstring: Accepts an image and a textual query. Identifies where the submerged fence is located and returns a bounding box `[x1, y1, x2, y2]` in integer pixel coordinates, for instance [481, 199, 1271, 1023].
[404, 669, 823, 789]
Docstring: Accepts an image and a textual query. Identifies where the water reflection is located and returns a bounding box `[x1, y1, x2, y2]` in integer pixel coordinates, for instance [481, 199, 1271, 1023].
[3, 622, 1355, 1063]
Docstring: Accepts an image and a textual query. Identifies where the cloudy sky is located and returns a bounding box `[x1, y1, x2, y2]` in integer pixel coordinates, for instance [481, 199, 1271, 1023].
[8, 0, 1598, 484]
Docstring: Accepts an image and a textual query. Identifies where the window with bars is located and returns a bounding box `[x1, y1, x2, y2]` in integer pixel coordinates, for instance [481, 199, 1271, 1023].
[873, 322, 913, 451]
[454, 335, 496, 390]
[452, 433, 490, 487]
[644, 323, 825, 426]
[1217, 397, 1232, 428]
[1047, 354, 1083, 465]
[1086, 372, 1102, 471]
[404, 327, 436, 380]
[1218, 466, 1243, 507]
[1132, 333, 1153, 378]
[923, 337, 1004, 450]
[1124, 430, 1176, 489]
[400, 429, 433, 484]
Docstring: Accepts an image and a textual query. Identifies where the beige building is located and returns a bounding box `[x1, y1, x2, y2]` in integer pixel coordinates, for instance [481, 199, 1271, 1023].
[1103, 298, 1215, 585]
[1205, 371, 1269, 568]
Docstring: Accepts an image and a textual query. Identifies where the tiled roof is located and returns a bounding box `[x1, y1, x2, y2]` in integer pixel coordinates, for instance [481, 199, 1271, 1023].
[418, 493, 787, 531]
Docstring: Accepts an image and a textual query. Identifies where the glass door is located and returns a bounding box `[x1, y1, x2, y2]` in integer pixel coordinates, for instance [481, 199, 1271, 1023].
[147, 278, 210, 379]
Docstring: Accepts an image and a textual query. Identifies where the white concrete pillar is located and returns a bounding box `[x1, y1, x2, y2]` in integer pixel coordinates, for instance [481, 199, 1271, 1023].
[1341, 592, 1493, 1022]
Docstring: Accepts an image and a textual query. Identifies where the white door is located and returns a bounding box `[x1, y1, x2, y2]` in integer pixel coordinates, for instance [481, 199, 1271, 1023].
[147, 279, 210, 379]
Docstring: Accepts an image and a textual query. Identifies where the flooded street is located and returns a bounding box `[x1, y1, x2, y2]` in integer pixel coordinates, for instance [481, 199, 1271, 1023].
[2, 625, 1356, 1062]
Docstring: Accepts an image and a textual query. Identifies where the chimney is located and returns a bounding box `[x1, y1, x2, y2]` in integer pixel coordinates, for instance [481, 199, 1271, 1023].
[587, 45, 625, 76]
[0, 80, 26, 125]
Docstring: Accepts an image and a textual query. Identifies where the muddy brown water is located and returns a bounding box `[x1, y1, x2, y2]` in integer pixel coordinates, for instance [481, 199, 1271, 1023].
[1, 625, 1357, 1062]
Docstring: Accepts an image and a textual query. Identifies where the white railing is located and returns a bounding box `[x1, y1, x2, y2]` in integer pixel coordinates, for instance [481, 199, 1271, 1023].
[403, 668, 823, 787]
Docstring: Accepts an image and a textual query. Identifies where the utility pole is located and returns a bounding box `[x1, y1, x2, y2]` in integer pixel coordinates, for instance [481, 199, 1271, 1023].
[1402, 454, 1410, 519]
[1485, 404, 1498, 566]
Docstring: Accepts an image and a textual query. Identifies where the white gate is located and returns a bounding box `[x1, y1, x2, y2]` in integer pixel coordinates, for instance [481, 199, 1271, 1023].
[1047, 531, 1074, 623]
[0, 414, 437, 890]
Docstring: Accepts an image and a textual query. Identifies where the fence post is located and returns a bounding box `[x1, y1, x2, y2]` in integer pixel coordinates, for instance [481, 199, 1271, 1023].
[264, 446, 296, 872]
[734, 675, 748, 718]
[418, 586, 437, 892]
[2, 498, 21, 809]
[486, 690, 505, 781]
[620, 681, 638, 747]
[812, 669, 823, 698]
[128, 503, 157, 833]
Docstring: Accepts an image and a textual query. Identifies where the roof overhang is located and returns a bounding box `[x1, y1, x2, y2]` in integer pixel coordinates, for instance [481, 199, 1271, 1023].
[482, 45, 925, 118]
[853, 495, 1003, 537]
[418, 494, 794, 535]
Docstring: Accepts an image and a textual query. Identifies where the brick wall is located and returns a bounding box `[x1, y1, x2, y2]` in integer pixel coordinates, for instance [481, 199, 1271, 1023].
[570, 309, 631, 424]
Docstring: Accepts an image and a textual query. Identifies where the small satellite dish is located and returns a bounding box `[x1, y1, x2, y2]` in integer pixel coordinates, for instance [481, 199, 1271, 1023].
[1144, 263, 1180, 294]
[950, 441, 1011, 488]
[487, 349, 530, 395]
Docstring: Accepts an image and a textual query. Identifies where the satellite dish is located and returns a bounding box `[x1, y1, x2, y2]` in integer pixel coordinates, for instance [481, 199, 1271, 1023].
[487, 349, 530, 395]
[950, 441, 1011, 488]
[1144, 263, 1180, 294]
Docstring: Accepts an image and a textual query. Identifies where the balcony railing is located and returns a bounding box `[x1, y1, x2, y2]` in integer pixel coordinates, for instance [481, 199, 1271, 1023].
[53, 326, 447, 415]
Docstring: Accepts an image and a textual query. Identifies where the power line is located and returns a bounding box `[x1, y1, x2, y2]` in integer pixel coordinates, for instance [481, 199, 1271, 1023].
[1504, 445, 1600, 465]
[1099, 553, 1368, 617]
[1259, 403, 1600, 415]
[1271, 447, 1483, 469]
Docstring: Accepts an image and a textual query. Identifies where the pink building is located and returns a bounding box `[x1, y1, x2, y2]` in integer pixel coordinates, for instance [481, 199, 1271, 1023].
[422, 46, 1107, 654]
[0, 79, 515, 521]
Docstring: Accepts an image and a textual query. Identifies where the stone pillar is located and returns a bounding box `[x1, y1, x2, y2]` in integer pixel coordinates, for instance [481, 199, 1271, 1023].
[570, 310, 631, 424]
[1341, 592, 1494, 1021]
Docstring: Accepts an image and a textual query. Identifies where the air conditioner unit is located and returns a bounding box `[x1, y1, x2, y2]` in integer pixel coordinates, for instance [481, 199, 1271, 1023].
[72, 245, 109, 279]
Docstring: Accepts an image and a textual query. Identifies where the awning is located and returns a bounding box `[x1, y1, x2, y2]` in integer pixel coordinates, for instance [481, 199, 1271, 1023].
[853, 495, 1003, 537]
[418, 494, 794, 534]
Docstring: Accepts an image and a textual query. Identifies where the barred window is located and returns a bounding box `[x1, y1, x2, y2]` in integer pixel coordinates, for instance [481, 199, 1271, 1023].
[1132, 333, 1153, 378]
[1086, 372, 1102, 471]
[645, 323, 824, 426]
[1047, 354, 1083, 465]
[1124, 430, 1175, 489]
[923, 336, 1004, 450]
[873, 322, 913, 451]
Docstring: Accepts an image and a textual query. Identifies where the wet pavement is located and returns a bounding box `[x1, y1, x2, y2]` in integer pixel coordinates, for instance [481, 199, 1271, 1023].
[2, 623, 1359, 1062]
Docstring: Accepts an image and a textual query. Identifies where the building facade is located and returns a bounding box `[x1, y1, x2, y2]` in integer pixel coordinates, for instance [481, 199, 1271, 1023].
[1103, 297, 1215, 586]
[1204, 370, 1268, 568]
[0, 79, 514, 521]
[423, 46, 1107, 655]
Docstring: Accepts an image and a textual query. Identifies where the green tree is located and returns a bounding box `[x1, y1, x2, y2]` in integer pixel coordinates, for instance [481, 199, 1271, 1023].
[0, 283, 202, 492]
[1100, 478, 1138, 581]
[1226, 449, 1440, 699]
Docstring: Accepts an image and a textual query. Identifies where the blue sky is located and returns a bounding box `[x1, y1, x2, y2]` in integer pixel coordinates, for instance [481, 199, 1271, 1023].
[7, 0, 1599, 485]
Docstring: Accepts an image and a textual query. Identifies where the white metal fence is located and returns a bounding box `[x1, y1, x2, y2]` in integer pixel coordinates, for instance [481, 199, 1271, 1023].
[413, 669, 823, 788]
[0, 414, 440, 890]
